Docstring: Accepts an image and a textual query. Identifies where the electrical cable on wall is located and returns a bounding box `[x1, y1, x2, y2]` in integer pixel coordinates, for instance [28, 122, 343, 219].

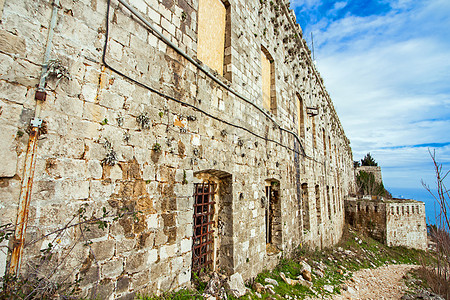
[102, 0, 326, 162]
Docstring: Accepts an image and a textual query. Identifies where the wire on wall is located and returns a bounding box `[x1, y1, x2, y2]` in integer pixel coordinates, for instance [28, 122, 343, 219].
[102, 0, 319, 161]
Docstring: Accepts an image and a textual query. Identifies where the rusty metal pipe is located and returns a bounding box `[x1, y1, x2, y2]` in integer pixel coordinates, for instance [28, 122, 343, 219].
[8, 0, 60, 276]
[8, 127, 39, 274]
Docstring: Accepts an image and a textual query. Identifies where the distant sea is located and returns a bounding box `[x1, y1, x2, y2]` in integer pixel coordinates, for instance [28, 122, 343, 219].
[387, 186, 443, 226]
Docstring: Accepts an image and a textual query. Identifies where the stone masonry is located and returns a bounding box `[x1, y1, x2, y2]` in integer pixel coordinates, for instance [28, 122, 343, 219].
[348, 165, 427, 251]
[345, 197, 427, 251]
[356, 166, 383, 184]
[386, 200, 427, 250]
[0, 0, 356, 297]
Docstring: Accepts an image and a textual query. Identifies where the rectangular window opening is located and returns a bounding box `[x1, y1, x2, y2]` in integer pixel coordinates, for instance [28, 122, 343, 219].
[261, 47, 277, 115]
[197, 0, 231, 79]
[301, 183, 310, 231]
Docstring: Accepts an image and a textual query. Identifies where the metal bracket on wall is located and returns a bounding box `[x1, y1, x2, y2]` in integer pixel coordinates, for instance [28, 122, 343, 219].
[30, 118, 43, 128]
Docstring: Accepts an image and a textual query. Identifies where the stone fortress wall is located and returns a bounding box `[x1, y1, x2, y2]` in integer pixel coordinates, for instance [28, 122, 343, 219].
[356, 166, 383, 184]
[345, 197, 427, 251]
[0, 0, 364, 297]
[346, 163, 427, 251]
[386, 201, 427, 250]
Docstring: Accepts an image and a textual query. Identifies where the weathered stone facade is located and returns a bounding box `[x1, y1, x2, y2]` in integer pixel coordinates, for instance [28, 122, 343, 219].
[356, 166, 383, 184]
[345, 197, 427, 250]
[386, 200, 427, 250]
[0, 0, 356, 297]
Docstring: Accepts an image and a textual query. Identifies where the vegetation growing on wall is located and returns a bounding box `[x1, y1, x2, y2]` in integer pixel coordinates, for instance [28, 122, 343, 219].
[140, 226, 435, 300]
[0, 205, 140, 299]
[356, 171, 390, 197]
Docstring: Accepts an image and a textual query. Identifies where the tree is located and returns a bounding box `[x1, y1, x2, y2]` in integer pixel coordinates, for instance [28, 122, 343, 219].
[361, 153, 378, 166]
[356, 170, 387, 197]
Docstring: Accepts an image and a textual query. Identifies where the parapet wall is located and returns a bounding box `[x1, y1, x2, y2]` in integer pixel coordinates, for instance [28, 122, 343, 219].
[386, 201, 427, 250]
[345, 197, 427, 250]
[345, 198, 387, 243]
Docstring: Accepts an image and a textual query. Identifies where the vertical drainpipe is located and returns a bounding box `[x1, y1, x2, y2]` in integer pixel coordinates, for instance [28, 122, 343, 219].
[8, 0, 60, 276]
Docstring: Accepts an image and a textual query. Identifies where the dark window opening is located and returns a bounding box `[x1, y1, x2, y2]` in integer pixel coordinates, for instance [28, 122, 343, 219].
[192, 182, 216, 273]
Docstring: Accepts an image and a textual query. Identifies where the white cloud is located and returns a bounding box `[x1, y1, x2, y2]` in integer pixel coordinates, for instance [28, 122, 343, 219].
[330, 1, 348, 14]
[293, 0, 450, 189]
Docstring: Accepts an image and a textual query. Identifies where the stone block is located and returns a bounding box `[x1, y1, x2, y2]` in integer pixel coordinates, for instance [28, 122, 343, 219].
[7, 58, 40, 86]
[117, 275, 130, 293]
[109, 164, 123, 181]
[80, 264, 100, 286]
[0, 0, 4, 19]
[180, 238, 191, 253]
[0, 238, 7, 277]
[147, 248, 158, 265]
[169, 256, 183, 273]
[176, 210, 191, 227]
[174, 168, 184, 183]
[142, 164, 156, 181]
[146, 214, 159, 229]
[54, 95, 84, 118]
[116, 292, 136, 300]
[178, 269, 191, 286]
[92, 239, 115, 261]
[90, 278, 114, 300]
[89, 180, 114, 200]
[109, 77, 136, 97]
[83, 102, 106, 122]
[98, 90, 125, 110]
[88, 160, 103, 179]
[0, 81, 28, 104]
[45, 158, 87, 180]
[131, 269, 150, 289]
[59, 179, 89, 200]
[81, 222, 109, 241]
[0, 29, 26, 56]
[124, 251, 148, 274]
[159, 243, 177, 261]
[0, 175, 20, 204]
[116, 237, 136, 254]
[101, 258, 124, 278]
[0, 126, 17, 176]
[128, 0, 148, 14]
[0, 53, 14, 80]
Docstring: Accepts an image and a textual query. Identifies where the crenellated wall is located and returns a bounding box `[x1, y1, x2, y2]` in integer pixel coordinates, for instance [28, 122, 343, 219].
[386, 201, 427, 250]
[0, 0, 355, 297]
[345, 197, 427, 251]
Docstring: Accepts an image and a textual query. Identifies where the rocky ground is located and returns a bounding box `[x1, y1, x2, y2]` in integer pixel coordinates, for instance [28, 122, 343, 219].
[332, 264, 445, 300]
[333, 264, 418, 300]
[141, 228, 444, 300]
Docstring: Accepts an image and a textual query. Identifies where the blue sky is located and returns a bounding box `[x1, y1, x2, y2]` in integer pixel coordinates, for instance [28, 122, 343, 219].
[291, 0, 450, 197]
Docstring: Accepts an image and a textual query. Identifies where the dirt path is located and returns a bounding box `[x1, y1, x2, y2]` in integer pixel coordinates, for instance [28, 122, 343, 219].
[332, 264, 419, 300]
